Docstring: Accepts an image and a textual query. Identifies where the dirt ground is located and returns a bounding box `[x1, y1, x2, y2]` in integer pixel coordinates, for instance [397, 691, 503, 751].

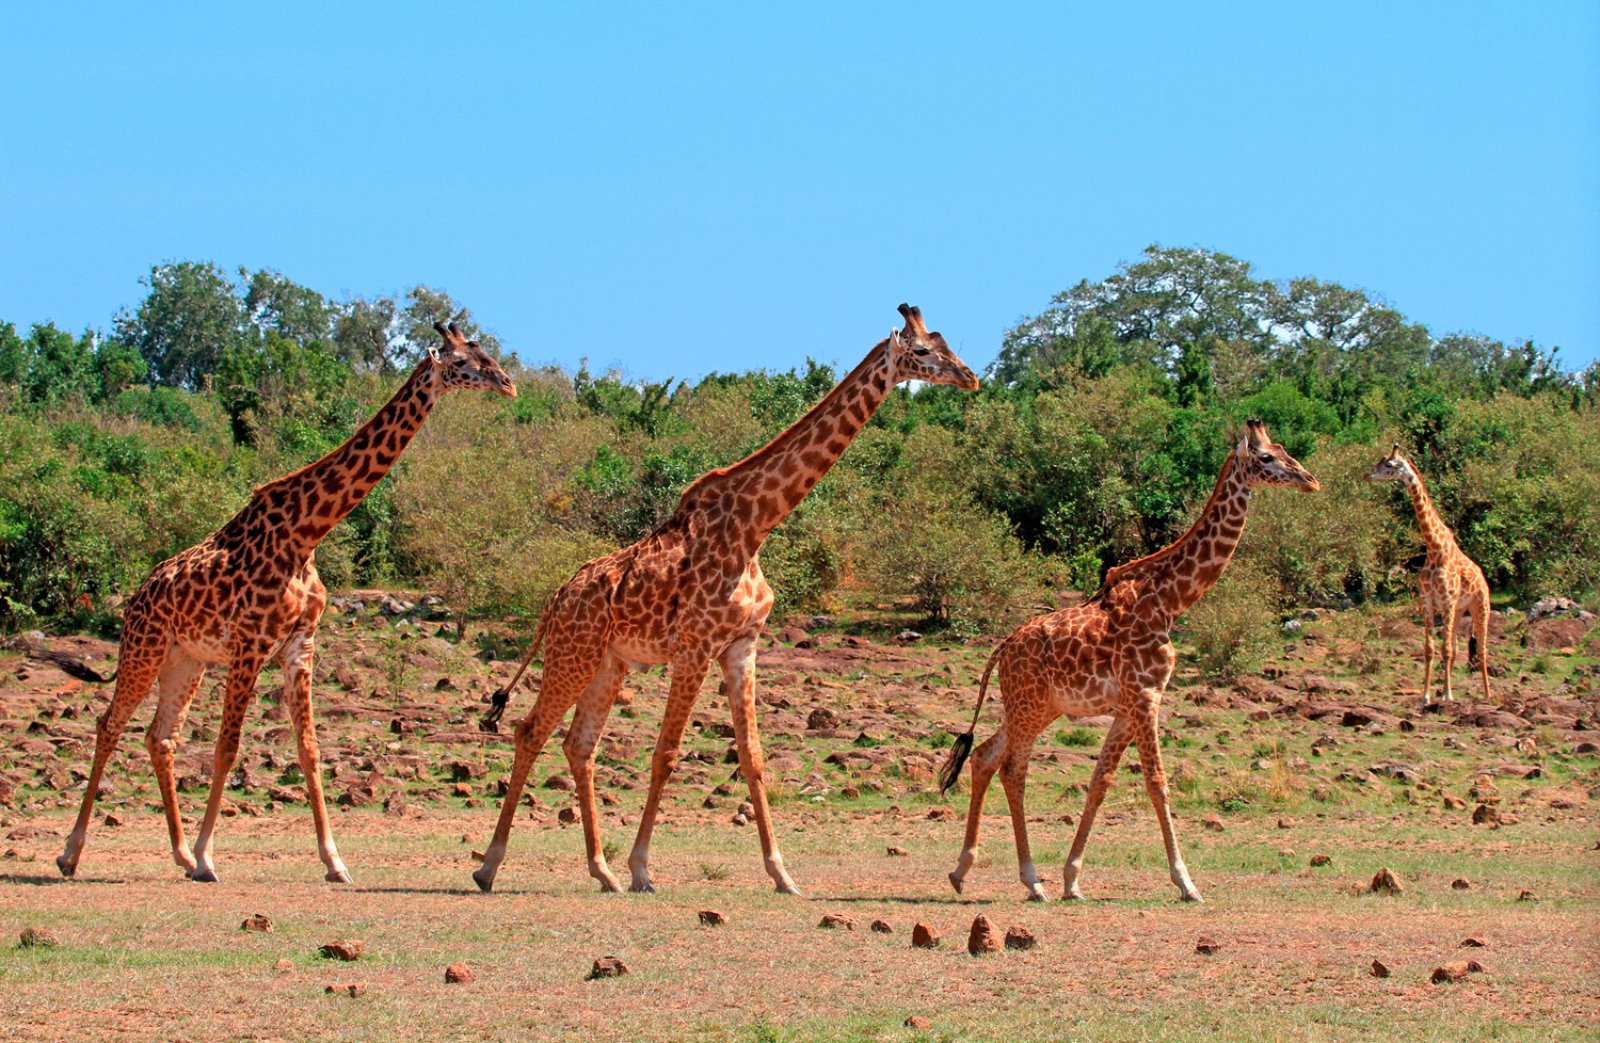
[2, 597, 1597, 1042]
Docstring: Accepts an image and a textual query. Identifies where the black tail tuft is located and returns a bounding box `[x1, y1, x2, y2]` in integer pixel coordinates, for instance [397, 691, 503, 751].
[938, 732, 974, 794]
[479, 687, 511, 734]
[29, 650, 115, 684]
[1468, 634, 1481, 670]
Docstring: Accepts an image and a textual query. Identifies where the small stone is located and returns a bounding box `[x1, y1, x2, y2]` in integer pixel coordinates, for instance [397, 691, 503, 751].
[444, 963, 475, 984]
[1460, 937, 1487, 948]
[818, 914, 855, 930]
[1451, 878, 1471, 891]
[905, 1015, 932, 1030]
[1202, 814, 1225, 832]
[1471, 804, 1500, 826]
[1370, 958, 1390, 978]
[587, 955, 630, 980]
[470, 850, 486, 862]
[104, 813, 124, 827]
[1443, 794, 1467, 811]
[1309, 854, 1332, 867]
[870, 919, 893, 934]
[1517, 889, 1537, 902]
[273, 958, 294, 974]
[1369, 867, 1403, 895]
[730, 812, 749, 826]
[557, 807, 578, 825]
[1004, 926, 1037, 951]
[1276, 817, 1295, 829]
[886, 845, 909, 857]
[967, 914, 1002, 955]
[240, 913, 274, 933]
[698, 910, 728, 926]
[1195, 935, 1221, 955]
[1430, 959, 1485, 984]
[325, 983, 367, 997]
[452, 783, 473, 798]
[543, 774, 576, 792]
[317, 940, 364, 961]
[911, 923, 941, 949]
[18, 927, 57, 949]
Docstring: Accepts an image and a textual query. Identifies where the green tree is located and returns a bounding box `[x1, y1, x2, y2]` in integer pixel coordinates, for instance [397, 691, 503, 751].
[114, 261, 247, 388]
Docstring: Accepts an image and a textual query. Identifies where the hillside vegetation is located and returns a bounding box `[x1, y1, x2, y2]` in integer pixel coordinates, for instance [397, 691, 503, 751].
[3, 247, 1597, 646]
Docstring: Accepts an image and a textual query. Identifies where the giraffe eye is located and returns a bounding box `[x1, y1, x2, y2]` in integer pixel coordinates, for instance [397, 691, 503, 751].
[1258, 454, 1274, 463]
[912, 347, 931, 357]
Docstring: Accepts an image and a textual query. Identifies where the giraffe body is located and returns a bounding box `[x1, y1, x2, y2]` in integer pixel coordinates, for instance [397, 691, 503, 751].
[942, 420, 1319, 903]
[1366, 448, 1492, 704]
[56, 325, 515, 882]
[473, 305, 978, 896]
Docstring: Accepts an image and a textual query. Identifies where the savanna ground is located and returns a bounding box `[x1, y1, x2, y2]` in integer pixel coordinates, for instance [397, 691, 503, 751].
[2, 597, 1596, 1042]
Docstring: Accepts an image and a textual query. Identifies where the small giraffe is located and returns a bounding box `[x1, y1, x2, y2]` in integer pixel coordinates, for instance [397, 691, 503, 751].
[941, 419, 1319, 903]
[1366, 444, 1492, 704]
[472, 305, 978, 896]
[54, 323, 515, 883]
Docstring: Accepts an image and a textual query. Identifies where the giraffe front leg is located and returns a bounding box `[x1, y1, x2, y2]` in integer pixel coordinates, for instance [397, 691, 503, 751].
[281, 631, 349, 883]
[1062, 715, 1133, 901]
[1420, 622, 1436, 707]
[721, 635, 799, 895]
[949, 730, 1006, 895]
[145, 649, 205, 875]
[1440, 604, 1459, 703]
[563, 655, 626, 893]
[1130, 692, 1200, 902]
[189, 649, 267, 883]
[628, 652, 711, 894]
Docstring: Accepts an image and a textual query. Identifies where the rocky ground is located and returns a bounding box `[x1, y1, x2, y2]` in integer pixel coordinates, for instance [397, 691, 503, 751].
[1, 595, 1596, 1042]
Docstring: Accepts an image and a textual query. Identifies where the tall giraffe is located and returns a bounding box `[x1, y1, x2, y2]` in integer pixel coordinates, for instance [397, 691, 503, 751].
[940, 420, 1319, 903]
[1366, 445, 1492, 704]
[54, 323, 516, 883]
[472, 305, 978, 896]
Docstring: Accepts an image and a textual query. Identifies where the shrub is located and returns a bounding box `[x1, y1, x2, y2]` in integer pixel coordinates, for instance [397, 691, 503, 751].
[1181, 558, 1278, 678]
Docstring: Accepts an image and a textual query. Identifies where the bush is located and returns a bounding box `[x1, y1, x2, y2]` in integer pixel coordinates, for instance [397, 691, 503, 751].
[1181, 558, 1278, 678]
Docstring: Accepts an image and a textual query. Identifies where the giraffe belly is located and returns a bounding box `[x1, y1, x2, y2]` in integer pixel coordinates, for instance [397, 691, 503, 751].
[1051, 672, 1121, 720]
[610, 636, 669, 672]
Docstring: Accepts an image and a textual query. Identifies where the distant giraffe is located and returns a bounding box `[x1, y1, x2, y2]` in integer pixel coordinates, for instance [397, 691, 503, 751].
[52, 324, 516, 883]
[1366, 444, 1492, 704]
[472, 305, 979, 896]
[940, 420, 1320, 903]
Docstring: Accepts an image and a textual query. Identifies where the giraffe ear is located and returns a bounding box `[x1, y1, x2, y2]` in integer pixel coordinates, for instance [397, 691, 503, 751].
[427, 343, 443, 364]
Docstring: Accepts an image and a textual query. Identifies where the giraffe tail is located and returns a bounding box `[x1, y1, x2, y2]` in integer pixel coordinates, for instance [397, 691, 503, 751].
[27, 648, 116, 684]
[480, 600, 554, 733]
[938, 638, 1007, 794]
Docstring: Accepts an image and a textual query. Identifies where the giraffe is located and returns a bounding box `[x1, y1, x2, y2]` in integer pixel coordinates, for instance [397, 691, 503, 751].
[472, 304, 978, 896]
[940, 419, 1319, 903]
[53, 323, 516, 883]
[1366, 444, 1492, 704]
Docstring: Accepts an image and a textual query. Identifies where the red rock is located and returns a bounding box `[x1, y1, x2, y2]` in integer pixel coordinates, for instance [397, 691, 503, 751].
[911, 923, 941, 949]
[317, 940, 364, 961]
[1451, 878, 1471, 890]
[451, 783, 473, 798]
[1369, 867, 1403, 894]
[905, 1016, 932, 1030]
[103, 813, 124, 827]
[557, 807, 578, 825]
[1195, 935, 1221, 955]
[1004, 926, 1037, 951]
[698, 910, 728, 926]
[18, 927, 57, 948]
[325, 983, 367, 997]
[273, 958, 294, 974]
[1442, 795, 1467, 810]
[1276, 817, 1295, 829]
[1430, 960, 1484, 984]
[818, 914, 855, 930]
[1309, 854, 1332, 867]
[587, 955, 630, 979]
[1201, 814, 1225, 832]
[1517, 889, 1538, 901]
[926, 807, 956, 822]
[240, 913, 274, 933]
[444, 963, 475, 984]
[1471, 804, 1500, 826]
[886, 846, 910, 857]
[967, 914, 1002, 955]
[1370, 958, 1390, 978]
[543, 774, 576, 792]
[1460, 937, 1487, 948]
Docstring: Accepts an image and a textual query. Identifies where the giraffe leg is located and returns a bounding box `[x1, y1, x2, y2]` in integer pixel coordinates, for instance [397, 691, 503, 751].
[1472, 588, 1492, 701]
[1420, 620, 1436, 707]
[721, 633, 799, 895]
[562, 654, 627, 893]
[57, 632, 167, 878]
[997, 722, 1047, 902]
[948, 729, 1007, 894]
[474, 651, 601, 893]
[1440, 604, 1458, 703]
[1129, 693, 1201, 902]
[627, 651, 712, 894]
[144, 648, 206, 875]
[188, 649, 266, 883]
[1061, 715, 1133, 901]
[279, 628, 348, 882]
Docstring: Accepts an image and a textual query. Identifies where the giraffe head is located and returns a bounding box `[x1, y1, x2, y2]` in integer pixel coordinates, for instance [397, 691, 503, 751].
[1235, 419, 1320, 492]
[1365, 443, 1415, 484]
[428, 321, 518, 397]
[887, 304, 980, 390]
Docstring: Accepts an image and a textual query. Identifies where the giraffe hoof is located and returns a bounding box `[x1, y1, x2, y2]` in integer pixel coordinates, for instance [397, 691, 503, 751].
[947, 872, 965, 895]
[774, 882, 803, 897]
[1026, 890, 1048, 903]
[187, 868, 218, 883]
[325, 869, 353, 884]
[55, 856, 76, 878]
[472, 868, 495, 893]
[1181, 892, 1205, 904]
[629, 881, 656, 894]
[1063, 890, 1087, 902]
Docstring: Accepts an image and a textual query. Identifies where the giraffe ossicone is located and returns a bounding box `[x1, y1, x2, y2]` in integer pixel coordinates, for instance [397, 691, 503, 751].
[471, 304, 978, 897]
[53, 323, 516, 884]
[941, 418, 1319, 904]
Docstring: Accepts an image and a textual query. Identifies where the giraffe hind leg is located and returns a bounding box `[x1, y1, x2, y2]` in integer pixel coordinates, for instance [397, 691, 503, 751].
[949, 729, 1006, 894]
[145, 648, 207, 875]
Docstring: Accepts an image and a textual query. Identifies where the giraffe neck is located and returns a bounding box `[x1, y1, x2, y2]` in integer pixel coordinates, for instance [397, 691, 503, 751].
[253, 360, 441, 559]
[1400, 466, 1454, 560]
[684, 340, 895, 554]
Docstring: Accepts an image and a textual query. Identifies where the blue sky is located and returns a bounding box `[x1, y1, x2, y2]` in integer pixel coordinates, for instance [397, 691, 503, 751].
[3, 3, 1597, 376]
